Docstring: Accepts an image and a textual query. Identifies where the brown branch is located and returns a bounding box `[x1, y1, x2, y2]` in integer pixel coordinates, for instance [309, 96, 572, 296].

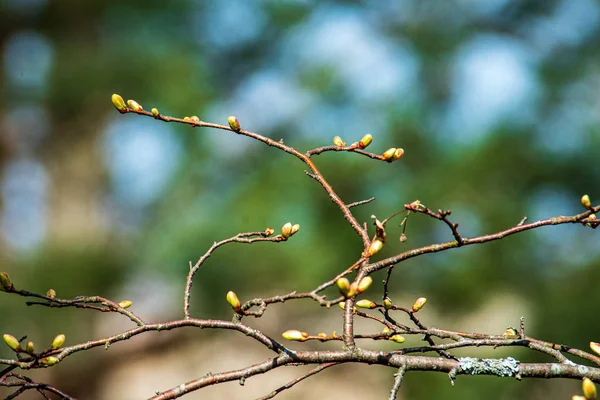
[0, 372, 76, 400]
[256, 362, 338, 400]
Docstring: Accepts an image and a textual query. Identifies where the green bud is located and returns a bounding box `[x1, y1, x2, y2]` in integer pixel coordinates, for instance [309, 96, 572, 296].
[151, 108, 160, 118]
[333, 136, 345, 146]
[46, 289, 56, 298]
[582, 194, 592, 209]
[357, 276, 373, 293]
[40, 357, 58, 366]
[3, 334, 21, 352]
[359, 134, 373, 149]
[355, 299, 377, 309]
[411, 297, 427, 312]
[25, 341, 35, 354]
[0, 272, 13, 291]
[389, 334, 405, 343]
[337, 278, 350, 296]
[126, 99, 143, 112]
[383, 297, 393, 310]
[226, 291, 241, 312]
[111, 94, 127, 112]
[118, 300, 132, 309]
[51, 334, 65, 350]
[583, 377, 597, 400]
[281, 222, 293, 239]
[381, 148, 397, 162]
[264, 227, 275, 236]
[281, 330, 307, 342]
[392, 148, 404, 161]
[591, 342, 600, 356]
[367, 239, 383, 256]
[228, 116, 241, 132]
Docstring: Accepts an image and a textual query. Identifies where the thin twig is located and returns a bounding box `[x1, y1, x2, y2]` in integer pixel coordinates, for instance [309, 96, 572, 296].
[389, 366, 406, 400]
[256, 362, 338, 400]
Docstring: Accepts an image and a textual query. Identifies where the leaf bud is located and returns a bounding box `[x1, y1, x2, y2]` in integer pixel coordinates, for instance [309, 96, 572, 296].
[51, 334, 65, 350]
[583, 377, 597, 400]
[357, 276, 373, 293]
[383, 297, 393, 310]
[228, 116, 241, 132]
[3, 334, 21, 352]
[381, 148, 397, 162]
[367, 239, 384, 257]
[382, 327, 391, 334]
[572, 396, 587, 400]
[347, 282, 359, 298]
[591, 342, 600, 356]
[359, 134, 373, 149]
[582, 194, 592, 209]
[503, 327, 518, 339]
[47, 289, 56, 298]
[392, 148, 404, 161]
[183, 116, 191, 122]
[226, 291, 241, 312]
[40, 357, 58, 366]
[0, 272, 13, 291]
[389, 334, 405, 343]
[118, 300, 132, 309]
[282, 330, 307, 342]
[126, 99, 143, 112]
[151, 108, 159, 118]
[190, 115, 200, 123]
[336, 278, 350, 296]
[291, 224, 300, 236]
[333, 136, 346, 146]
[411, 297, 427, 312]
[400, 233, 407, 243]
[111, 94, 127, 112]
[281, 222, 293, 239]
[264, 227, 275, 236]
[355, 299, 377, 309]
[25, 341, 35, 354]
[317, 332, 328, 340]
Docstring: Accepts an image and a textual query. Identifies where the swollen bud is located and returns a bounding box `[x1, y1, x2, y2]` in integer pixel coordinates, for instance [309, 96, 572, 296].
[355, 299, 377, 309]
[381, 148, 397, 162]
[291, 224, 300, 236]
[264, 227, 275, 236]
[333, 136, 346, 146]
[367, 239, 384, 257]
[573, 396, 587, 400]
[0, 272, 13, 291]
[347, 283, 359, 298]
[118, 300, 132, 309]
[281, 222, 299, 239]
[151, 108, 160, 118]
[357, 276, 373, 293]
[317, 332, 328, 340]
[411, 297, 427, 312]
[400, 233, 407, 243]
[228, 116, 241, 132]
[337, 278, 350, 296]
[503, 327, 518, 339]
[3, 334, 21, 352]
[226, 291, 241, 312]
[282, 330, 307, 342]
[359, 134, 373, 149]
[47, 289, 56, 298]
[190, 116, 200, 123]
[392, 148, 404, 161]
[383, 297, 393, 310]
[40, 357, 58, 366]
[582, 195, 592, 209]
[25, 341, 35, 354]
[127, 99, 143, 112]
[111, 94, 127, 112]
[51, 334, 65, 350]
[583, 377, 597, 400]
[591, 342, 600, 356]
[389, 334, 405, 343]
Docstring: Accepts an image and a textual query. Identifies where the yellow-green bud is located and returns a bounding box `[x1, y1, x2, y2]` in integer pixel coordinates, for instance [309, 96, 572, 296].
[355, 299, 376, 309]
[127, 99, 143, 112]
[503, 327, 518, 339]
[389, 334, 405, 343]
[381, 148, 397, 162]
[291, 224, 300, 236]
[591, 342, 600, 356]
[0, 272, 13, 291]
[382, 327, 391, 334]
[3, 334, 21, 352]
[383, 297, 393, 310]
[392, 148, 404, 161]
[25, 341, 35, 354]
[46, 289, 56, 298]
[338, 302, 357, 312]
[190, 115, 200, 123]
[282, 330, 307, 342]
[226, 291, 241, 312]
[587, 214, 598, 227]
[40, 356, 58, 366]
[337, 278, 350, 295]
[583, 377, 597, 400]
[228, 116, 241, 132]
[367, 239, 384, 256]
[264, 227, 275, 236]
[333, 136, 345, 146]
[347, 282, 359, 298]
[281, 222, 293, 238]
[582, 195, 592, 209]
[317, 332, 328, 340]
[573, 396, 587, 400]
[51, 334, 65, 350]
[357, 276, 373, 293]
[111, 94, 127, 112]
[359, 134, 373, 149]
[411, 297, 427, 312]
[151, 108, 159, 118]
[118, 300, 132, 309]
[183, 116, 191, 122]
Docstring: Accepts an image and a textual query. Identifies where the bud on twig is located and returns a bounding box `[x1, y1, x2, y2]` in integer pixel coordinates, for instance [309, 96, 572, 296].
[47, 289, 56, 298]
[359, 134, 372, 149]
[581, 194, 592, 209]
[583, 377, 597, 400]
[389, 334, 405, 343]
[25, 341, 35, 354]
[281, 222, 299, 239]
[392, 148, 404, 161]
[367, 239, 384, 257]
[40, 357, 58, 366]
[411, 297, 427, 312]
[347, 283, 359, 298]
[127, 99, 143, 112]
[3, 334, 21, 352]
[0, 272, 13, 291]
[357, 276, 373, 293]
[151, 108, 160, 118]
[572, 396, 586, 400]
[228, 116, 241, 132]
[383, 297, 393, 310]
[118, 300, 132, 309]
[111, 94, 126, 112]
[333, 136, 345, 146]
[591, 342, 600, 356]
[355, 299, 377, 309]
[51, 334, 65, 350]
[264, 227, 275, 236]
[226, 291, 241, 312]
[337, 278, 350, 296]
[282, 330, 307, 342]
[381, 148, 397, 162]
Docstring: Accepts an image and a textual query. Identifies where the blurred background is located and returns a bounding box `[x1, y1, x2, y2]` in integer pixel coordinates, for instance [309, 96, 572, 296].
[1, 0, 599, 399]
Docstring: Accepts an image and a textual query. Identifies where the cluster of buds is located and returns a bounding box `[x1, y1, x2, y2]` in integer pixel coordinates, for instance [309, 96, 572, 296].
[581, 194, 597, 228]
[226, 291, 242, 313]
[573, 378, 597, 400]
[281, 222, 300, 239]
[381, 148, 404, 162]
[281, 330, 309, 342]
[337, 276, 373, 299]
